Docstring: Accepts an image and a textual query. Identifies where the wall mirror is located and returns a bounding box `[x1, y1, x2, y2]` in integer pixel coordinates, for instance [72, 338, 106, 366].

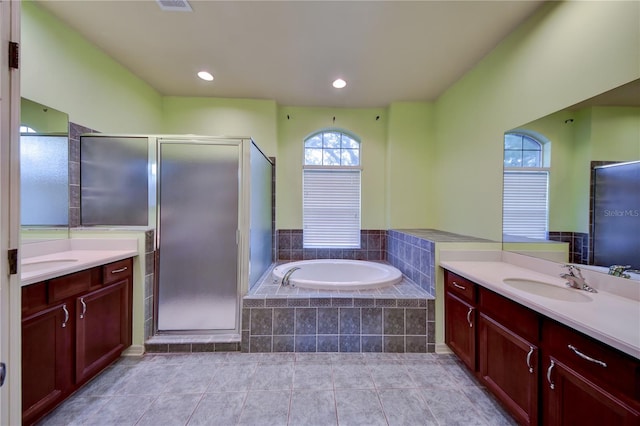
[502, 79, 640, 278]
[20, 97, 70, 242]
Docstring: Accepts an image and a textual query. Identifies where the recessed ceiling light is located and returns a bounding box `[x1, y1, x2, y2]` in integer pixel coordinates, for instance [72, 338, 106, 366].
[197, 71, 214, 81]
[332, 78, 347, 89]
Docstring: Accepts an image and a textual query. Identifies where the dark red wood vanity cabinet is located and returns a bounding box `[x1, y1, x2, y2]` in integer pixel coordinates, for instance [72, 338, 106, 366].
[444, 271, 476, 370]
[21, 297, 73, 425]
[76, 258, 132, 384]
[443, 268, 639, 426]
[21, 258, 133, 425]
[542, 320, 640, 425]
[478, 288, 540, 426]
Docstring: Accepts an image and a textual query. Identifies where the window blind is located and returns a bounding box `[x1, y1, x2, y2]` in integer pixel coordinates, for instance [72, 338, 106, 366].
[303, 168, 361, 248]
[503, 170, 549, 239]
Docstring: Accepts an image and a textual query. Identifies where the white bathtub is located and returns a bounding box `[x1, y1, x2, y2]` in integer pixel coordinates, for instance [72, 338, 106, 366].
[272, 259, 403, 290]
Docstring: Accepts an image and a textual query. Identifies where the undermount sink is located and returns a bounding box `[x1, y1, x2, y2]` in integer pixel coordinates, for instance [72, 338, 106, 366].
[503, 278, 593, 303]
[22, 259, 79, 273]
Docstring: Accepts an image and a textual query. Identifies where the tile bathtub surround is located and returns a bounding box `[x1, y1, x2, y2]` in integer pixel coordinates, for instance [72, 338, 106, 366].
[243, 273, 434, 353]
[276, 229, 386, 261]
[386, 230, 436, 295]
[39, 352, 516, 426]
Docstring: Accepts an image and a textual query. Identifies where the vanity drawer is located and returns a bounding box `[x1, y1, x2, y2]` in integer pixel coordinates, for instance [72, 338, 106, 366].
[48, 269, 93, 303]
[543, 319, 640, 401]
[445, 271, 476, 303]
[22, 282, 48, 316]
[103, 258, 132, 285]
[479, 287, 540, 343]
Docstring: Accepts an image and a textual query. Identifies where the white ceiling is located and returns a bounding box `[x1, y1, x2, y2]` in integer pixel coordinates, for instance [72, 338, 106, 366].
[35, 0, 546, 108]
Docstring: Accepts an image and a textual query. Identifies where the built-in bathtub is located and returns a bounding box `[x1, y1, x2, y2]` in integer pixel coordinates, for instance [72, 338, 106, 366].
[243, 261, 434, 353]
[272, 259, 403, 290]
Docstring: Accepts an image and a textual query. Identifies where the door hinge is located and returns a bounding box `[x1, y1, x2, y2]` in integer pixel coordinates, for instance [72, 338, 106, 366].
[8, 249, 18, 275]
[8, 41, 19, 69]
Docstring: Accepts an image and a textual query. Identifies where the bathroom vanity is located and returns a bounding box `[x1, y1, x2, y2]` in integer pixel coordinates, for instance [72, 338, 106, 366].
[442, 259, 640, 425]
[20, 240, 137, 425]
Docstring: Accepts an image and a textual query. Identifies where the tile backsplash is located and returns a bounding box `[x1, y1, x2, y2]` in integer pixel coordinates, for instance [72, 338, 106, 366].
[277, 229, 386, 261]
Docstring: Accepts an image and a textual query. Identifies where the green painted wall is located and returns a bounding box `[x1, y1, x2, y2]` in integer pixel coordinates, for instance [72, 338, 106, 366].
[590, 107, 640, 160]
[20, 98, 68, 134]
[386, 102, 435, 228]
[509, 109, 578, 232]
[21, 1, 640, 238]
[516, 106, 640, 233]
[21, 2, 163, 133]
[276, 106, 387, 229]
[161, 97, 278, 157]
[432, 1, 640, 241]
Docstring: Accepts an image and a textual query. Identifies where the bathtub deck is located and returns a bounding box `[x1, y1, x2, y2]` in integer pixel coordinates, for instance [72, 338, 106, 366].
[249, 263, 432, 299]
[242, 264, 435, 353]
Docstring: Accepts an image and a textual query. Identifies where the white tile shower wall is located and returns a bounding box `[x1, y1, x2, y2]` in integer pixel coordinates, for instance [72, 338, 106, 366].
[387, 230, 436, 295]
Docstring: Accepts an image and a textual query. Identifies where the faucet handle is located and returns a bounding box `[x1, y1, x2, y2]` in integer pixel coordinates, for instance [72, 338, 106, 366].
[561, 264, 584, 277]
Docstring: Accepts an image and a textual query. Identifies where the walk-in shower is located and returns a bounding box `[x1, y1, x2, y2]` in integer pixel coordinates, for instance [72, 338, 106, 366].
[80, 135, 273, 336]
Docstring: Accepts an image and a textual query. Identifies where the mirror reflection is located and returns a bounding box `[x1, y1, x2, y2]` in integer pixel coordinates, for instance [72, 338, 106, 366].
[20, 98, 70, 242]
[503, 79, 640, 278]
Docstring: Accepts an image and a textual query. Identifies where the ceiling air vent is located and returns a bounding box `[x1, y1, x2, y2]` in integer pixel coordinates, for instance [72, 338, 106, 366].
[156, 0, 192, 12]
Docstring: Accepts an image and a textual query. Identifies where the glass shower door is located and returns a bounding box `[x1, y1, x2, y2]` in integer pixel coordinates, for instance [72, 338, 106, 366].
[157, 140, 240, 332]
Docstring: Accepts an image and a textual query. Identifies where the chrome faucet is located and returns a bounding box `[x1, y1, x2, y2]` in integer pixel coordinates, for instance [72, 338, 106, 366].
[560, 265, 597, 293]
[609, 265, 640, 279]
[281, 267, 300, 287]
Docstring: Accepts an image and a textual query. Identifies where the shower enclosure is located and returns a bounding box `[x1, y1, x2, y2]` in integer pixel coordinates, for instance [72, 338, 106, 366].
[80, 135, 273, 335]
[592, 160, 640, 269]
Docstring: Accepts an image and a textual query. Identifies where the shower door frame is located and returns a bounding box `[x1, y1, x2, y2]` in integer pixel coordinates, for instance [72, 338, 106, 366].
[154, 136, 251, 335]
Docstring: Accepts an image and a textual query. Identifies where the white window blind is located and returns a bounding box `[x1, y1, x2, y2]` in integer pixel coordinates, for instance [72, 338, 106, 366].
[303, 168, 361, 248]
[503, 170, 549, 239]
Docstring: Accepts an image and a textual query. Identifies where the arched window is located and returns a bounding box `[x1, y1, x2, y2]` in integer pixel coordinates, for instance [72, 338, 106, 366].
[303, 130, 361, 248]
[20, 125, 37, 134]
[504, 133, 544, 167]
[503, 132, 550, 240]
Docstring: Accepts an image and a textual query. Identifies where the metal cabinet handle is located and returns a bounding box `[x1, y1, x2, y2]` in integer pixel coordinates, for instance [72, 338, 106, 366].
[466, 307, 474, 328]
[568, 344, 607, 368]
[111, 267, 128, 274]
[526, 346, 534, 373]
[80, 298, 87, 319]
[62, 304, 69, 328]
[453, 282, 466, 291]
[547, 360, 555, 390]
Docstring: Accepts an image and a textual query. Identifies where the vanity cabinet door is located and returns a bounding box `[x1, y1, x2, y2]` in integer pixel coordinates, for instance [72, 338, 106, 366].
[544, 357, 640, 425]
[75, 278, 131, 384]
[444, 291, 476, 370]
[22, 302, 73, 425]
[478, 313, 538, 425]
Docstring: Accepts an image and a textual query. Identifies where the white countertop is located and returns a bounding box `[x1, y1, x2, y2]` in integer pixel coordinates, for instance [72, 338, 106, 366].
[21, 239, 139, 286]
[440, 259, 640, 360]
